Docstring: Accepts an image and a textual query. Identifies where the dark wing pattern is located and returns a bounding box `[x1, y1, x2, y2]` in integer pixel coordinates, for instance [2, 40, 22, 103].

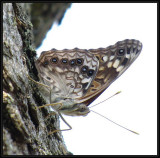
[35, 48, 99, 103]
[78, 39, 142, 106]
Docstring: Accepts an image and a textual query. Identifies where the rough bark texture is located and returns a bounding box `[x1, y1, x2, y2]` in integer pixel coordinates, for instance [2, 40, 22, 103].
[3, 3, 72, 155]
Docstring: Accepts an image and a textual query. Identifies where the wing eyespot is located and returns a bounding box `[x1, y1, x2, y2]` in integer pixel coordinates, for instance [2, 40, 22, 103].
[87, 69, 94, 77]
[51, 57, 58, 64]
[43, 60, 49, 67]
[81, 66, 88, 74]
[76, 58, 84, 66]
[117, 49, 125, 56]
[61, 58, 68, 64]
[69, 59, 76, 66]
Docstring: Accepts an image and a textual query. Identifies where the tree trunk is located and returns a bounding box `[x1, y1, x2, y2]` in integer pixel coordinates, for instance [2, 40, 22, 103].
[3, 3, 72, 155]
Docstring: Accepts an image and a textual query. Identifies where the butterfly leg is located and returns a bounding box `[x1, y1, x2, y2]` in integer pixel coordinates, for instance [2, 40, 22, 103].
[36, 102, 63, 110]
[37, 104, 72, 135]
[35, 102, 71, 135]
[36, 102, 65, 121]
[27, 75, 50, 89]
[45, 111, 57, 119]
[48, 112, 72, 135]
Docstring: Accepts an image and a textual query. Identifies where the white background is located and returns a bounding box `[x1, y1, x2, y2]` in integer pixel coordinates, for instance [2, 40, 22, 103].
[36, 3, 157, 155]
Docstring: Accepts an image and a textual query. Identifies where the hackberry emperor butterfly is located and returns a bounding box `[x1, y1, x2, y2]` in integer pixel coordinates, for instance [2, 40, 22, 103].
[32, 39, 142, 134]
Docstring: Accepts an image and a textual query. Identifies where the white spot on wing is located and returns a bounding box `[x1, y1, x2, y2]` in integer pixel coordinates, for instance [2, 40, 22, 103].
[55, 67, 63, 73]
[107, 62, 112, 68]
[113, 59, 120, 68]
[75, 67, 80, 73]
[110, 56, 115, 60]
[116, 65, 124, 72]
[126, 54, 130, 58]
[81, 78, 90, 83]
[102, 56, 108, 62]
[79, 74, 83, 79]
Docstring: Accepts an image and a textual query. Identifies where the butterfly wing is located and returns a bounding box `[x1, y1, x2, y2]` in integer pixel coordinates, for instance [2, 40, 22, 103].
[78, 39, 143, 106]
[35, 39, 142, 109]
[35, 48, 99, 103]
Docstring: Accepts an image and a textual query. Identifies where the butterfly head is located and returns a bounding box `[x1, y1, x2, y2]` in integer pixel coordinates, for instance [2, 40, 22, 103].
[56, 98, 90, 116]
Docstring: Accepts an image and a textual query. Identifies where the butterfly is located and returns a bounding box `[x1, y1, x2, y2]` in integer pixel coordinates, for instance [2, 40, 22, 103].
[33, 39, 142, 134]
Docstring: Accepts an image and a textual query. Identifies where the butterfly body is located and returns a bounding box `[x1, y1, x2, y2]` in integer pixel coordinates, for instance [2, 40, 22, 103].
[35, 39, 142, 117]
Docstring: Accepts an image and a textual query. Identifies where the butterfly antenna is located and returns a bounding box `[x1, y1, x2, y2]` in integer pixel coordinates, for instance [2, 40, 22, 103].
[90, 109, 139, 135]
[89, 91, 121, 108]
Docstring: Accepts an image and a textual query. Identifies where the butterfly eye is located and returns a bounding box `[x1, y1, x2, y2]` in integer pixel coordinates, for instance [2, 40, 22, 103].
[51, 57, 58, 64]
[118, 49, 125, 56]
[81, 66, 88, 74]
[87, 69, 94, 77]
[69, 59, 76, 66]
[61, 58, 68, 64]
[76, 58, 83, 65]
[80, 107, 85, 112]
[43, 60, 49, 66]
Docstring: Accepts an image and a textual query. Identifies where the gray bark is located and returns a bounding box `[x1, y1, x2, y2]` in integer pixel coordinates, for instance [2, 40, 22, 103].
[3, 3, 72, 155]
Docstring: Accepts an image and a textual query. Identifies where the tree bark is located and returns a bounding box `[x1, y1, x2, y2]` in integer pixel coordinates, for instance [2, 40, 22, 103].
[3, 3, 72, 155]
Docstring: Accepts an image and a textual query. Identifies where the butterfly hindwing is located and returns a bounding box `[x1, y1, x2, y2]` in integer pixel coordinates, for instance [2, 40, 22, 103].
[78, 39, 142, 105]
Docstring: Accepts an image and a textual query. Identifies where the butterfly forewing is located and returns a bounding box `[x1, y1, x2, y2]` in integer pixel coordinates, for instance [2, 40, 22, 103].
[35, 49, 99, 103]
